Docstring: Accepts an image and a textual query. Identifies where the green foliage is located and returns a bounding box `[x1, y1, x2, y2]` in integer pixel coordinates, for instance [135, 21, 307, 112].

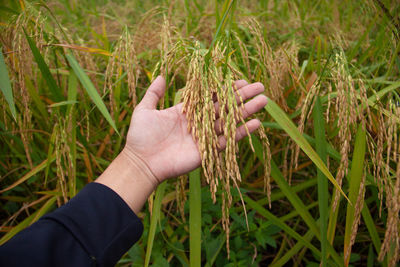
[0, 47, 16, 120]
[66, 54, 119, 135]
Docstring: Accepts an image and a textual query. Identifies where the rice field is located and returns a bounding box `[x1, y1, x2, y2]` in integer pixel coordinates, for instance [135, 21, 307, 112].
[0, 0, 400, 266]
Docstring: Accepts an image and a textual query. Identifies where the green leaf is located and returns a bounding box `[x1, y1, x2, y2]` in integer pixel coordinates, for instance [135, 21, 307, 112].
[0, 47, 17, 120]
[367, 81, 400, 105]
[23, 28, 64, 102]
[264, 98, 349, 203]
[48, 100, 78, 108]
[367, 244, 375, 267]
[344, 124, 366, 265]
[361, 205, 381, 255]
[189, 168, 201, 267]
[205, 0, 235, 63]
[0, 196, 56, 245]
[66, 53, 119, 135]
[0, 155, 56, 194]
[25, 76, 48, 122]
[313, 96, 328, 267]
[145, 181, 167, 267]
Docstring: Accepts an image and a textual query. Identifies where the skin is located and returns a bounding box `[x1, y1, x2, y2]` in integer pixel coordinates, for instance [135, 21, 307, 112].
[96, 76, 268, 213]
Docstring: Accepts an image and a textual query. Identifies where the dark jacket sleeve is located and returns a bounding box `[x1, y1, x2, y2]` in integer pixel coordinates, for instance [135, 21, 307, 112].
[0, 182, 144, 267]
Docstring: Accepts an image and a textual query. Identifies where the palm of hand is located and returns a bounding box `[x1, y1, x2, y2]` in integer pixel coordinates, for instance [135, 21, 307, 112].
[126, 103, 200, 181]
[123, 76, 267, 183]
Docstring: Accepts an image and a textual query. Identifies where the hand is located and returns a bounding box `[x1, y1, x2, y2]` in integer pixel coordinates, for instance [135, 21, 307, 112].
[97, 76, 267, 213]
[123, 76, 268, 182]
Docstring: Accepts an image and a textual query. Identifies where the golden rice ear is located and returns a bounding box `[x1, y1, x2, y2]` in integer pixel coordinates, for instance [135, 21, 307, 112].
[344, 170, 366, 263]
[104, 27, 138, 115]
[256, 124, 272, 208]
[4, 7, 53, 169]
[329, 50, 370, 212]
[378, 103, 400, 266]
[175, 175, 188, 222]
[181, 39, 262, 256]
[291, 72, 319, 184]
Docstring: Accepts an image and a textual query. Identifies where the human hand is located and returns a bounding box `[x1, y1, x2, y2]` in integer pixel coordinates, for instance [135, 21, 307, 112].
[123, 76, 268, 183]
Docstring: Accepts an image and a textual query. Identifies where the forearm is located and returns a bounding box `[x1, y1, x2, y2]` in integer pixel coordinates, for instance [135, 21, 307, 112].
[95, 148, 160, 214]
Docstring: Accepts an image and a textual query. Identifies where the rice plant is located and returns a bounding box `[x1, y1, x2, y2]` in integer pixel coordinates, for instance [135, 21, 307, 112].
[1, 0, 400, 266]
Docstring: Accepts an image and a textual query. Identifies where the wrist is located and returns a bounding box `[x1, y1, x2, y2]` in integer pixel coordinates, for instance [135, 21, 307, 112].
[95, 148, 160, 213]
[120, 148, 161, 187]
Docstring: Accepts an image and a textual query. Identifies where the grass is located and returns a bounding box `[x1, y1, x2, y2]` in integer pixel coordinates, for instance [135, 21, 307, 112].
[1, 0, 400, 266]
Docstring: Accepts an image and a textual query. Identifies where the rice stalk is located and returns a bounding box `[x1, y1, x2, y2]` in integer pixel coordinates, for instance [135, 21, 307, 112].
[104, 27, 139, 115]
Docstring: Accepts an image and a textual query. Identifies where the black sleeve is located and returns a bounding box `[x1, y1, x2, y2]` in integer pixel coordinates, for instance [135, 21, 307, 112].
[0, 182, 144, 267]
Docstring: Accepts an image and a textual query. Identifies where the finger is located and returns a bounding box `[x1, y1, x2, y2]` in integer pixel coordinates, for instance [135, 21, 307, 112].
[240, 94, 268, 118]
[215, 94, 268, 134]
[218, 119, 261, 150]
[235, 79, 249, 90]
[236, 82, 265, 103]
[212, 80, 249, 102]
[214, 82, 265, 116]
[138, 76, 166, 109]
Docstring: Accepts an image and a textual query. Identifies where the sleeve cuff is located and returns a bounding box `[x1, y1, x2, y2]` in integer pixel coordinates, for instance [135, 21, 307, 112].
[43, 182, 143, 266]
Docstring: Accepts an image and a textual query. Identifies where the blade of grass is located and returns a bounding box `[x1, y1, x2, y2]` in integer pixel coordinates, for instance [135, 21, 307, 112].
[251, 178, 317, 208]
[0, 46, 17, 120]
[367, 81, 400, 104]
[52, 44, 112, 56]
[48, 100, 78, 108]
[0, 155, 56, 193]
[270, 229, 314, 267]
[66, 53, 119, 135]
[327, 194, 340, 245]
[144, 181, 167, 267]
[313, 96, 328, 267]
[361, 204, 381, 255]
[0, 195, 56, 245]
[31, 195, 57, 223]
[367, 244, 374, 267]
[25, 77, 48, 123]
[23, 28, 63, 102]
[189, 168, 201, 267]
[264, 98, 349, 202]
[344, 124, 366, 266]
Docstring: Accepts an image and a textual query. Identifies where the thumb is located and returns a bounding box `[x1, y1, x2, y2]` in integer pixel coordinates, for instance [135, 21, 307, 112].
[139, 76, 166, 109]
